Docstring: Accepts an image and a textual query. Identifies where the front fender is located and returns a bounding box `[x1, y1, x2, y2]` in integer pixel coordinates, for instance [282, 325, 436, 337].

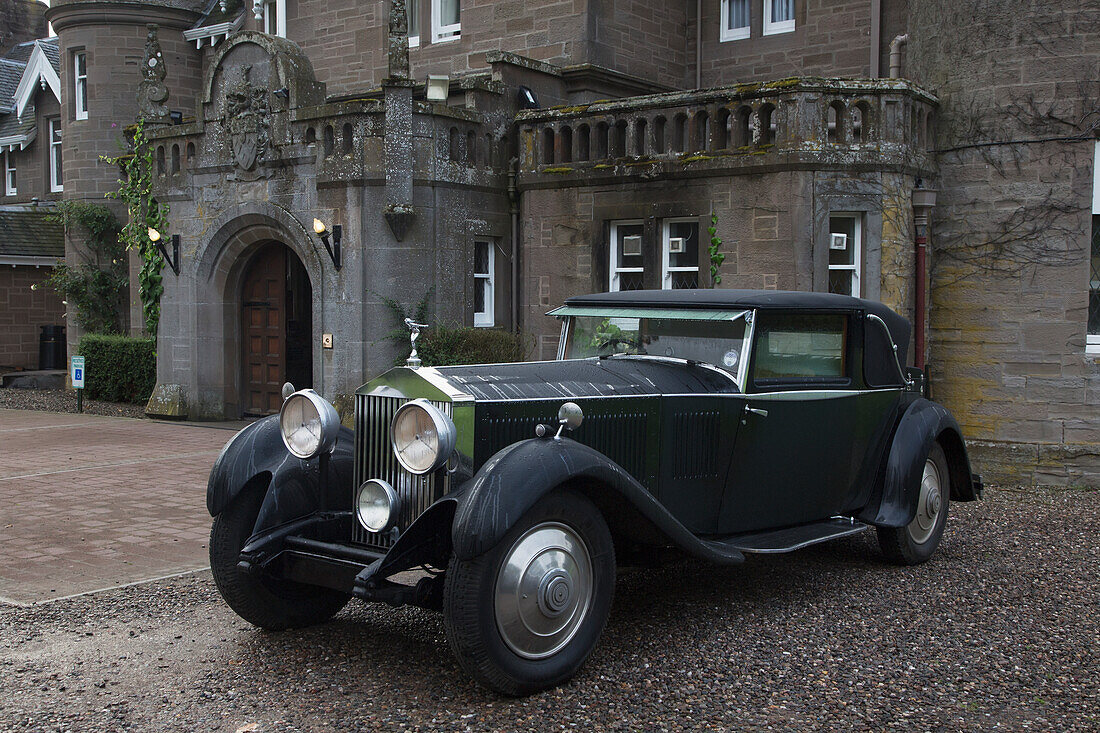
[450, 437, 744, 565]
[206, 416, 355, 534]
[860, 398, 977, 528]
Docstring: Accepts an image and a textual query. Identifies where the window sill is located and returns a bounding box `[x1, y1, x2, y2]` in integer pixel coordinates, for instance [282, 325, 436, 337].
[762, 22, 796, 36]
[719, 28, 750, 42]
[431, 33, 460, 44]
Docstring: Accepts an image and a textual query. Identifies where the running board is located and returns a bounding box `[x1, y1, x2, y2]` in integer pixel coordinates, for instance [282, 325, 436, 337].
[717, 518, 870, 554]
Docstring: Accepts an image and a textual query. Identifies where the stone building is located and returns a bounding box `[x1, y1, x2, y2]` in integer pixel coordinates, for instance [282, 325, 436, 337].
[38, 0, 1100, 485]
[0, 6, 67, 372]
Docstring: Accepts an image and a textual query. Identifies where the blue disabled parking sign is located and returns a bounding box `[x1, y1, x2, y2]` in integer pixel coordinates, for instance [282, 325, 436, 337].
[71, 356, 85, 389]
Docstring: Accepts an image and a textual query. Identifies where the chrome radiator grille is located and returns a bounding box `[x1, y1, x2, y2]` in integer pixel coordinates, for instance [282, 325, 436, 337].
[352, 393, 451, 550]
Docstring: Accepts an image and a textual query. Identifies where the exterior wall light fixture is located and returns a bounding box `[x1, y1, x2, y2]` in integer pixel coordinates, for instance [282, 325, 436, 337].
[148, 227, 181, 275]
[426, 75, 450, 102]
[313, 218, 342, 270]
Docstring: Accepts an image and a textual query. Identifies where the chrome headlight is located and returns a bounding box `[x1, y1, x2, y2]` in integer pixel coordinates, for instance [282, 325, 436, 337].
[279, 389, 340, 459]
[356, 479, 400, 533]
[390, 399, 456, 474]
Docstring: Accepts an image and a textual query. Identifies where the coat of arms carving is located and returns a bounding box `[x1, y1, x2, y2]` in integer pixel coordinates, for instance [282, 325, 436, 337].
[223, 64, 270, 178]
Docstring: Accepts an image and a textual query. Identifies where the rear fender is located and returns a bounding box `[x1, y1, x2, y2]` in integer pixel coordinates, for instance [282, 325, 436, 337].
[206, 416, 355, 534]
[450, 438, 744, 564]
[860, 398, 977, 528]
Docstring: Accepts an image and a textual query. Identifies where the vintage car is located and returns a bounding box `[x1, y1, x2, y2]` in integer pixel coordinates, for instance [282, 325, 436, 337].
[207, 289, 982, 695]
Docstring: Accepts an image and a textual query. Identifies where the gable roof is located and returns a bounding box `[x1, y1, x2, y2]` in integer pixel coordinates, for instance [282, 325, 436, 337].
[13, 39, 60, 120]
[0, 58, 26, 113]
[0, 205, 64, 258]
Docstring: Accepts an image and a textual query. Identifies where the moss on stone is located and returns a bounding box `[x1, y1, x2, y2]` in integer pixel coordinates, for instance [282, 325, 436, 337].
[542, 166, 575, 174]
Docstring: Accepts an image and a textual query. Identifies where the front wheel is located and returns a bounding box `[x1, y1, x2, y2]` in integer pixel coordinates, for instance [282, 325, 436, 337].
[443, 489, 615, 696]
[877, 441, 951, 565]
[210, 485, 350, 630]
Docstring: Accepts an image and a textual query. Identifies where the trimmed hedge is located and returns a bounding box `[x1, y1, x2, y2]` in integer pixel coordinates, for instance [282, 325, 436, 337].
[77, 334, 157, 404]
[417, 326, 528, 367]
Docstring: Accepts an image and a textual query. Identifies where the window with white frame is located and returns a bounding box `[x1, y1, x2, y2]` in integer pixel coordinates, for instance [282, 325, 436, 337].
[49, 119, 62, 193]
[408, 0, 421, 47]
[1088, 140, 1100, 353]
[264, 0, 286, 37]
[432, 0, 460, 43]
[827, 213, 862, 297]
[721, 0, 750, 41]
[662, 219, 701, 289]
[609, 220, 645, 291]
[74, 51, 88, 121]
[4, 151, 15, 196]
[474, 239, 495, 327]
[763, 0, 795, 35]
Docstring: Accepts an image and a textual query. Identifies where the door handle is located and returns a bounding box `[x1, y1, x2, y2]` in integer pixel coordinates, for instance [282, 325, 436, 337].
[744, 406, 768, 418]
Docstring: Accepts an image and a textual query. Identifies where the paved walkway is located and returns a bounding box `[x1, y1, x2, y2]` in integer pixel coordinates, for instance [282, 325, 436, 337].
[0, 409, 241, 605]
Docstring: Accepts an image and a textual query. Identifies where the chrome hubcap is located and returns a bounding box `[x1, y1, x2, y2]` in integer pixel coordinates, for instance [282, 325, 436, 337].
[908, 458, 943, 545]
[494, 522, 593, 660]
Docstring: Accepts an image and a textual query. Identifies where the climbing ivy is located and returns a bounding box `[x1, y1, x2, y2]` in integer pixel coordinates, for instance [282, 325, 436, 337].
[102, 118, 169, 337]
[707, 213, 726, 286]
[40, 201, 126, 335]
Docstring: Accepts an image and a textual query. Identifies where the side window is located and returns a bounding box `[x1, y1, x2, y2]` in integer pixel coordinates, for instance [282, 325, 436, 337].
[264, 0, 287, 37]
[74, 51, 88, 121]
[408, 0, 421, 47]
[49, 118, 63, 193]
[473, 239, 494, 327]
[4, 151, 15, 196]
[432, 0, 460, 43]
[609, 220, 645, 291]
[751, 313, 849, 387]
[662, 218, 701, 289]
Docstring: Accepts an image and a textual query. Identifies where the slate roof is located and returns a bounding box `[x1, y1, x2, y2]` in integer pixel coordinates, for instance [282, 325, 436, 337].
[37, 38, 60, 72]
[0, 103, 35, 139]
[3, 40, 36, 66]
[0, 206, 64, 258]
[0, 58, 24, 113]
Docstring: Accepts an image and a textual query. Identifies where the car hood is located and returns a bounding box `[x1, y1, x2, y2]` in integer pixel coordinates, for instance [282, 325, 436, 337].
[433, 357, 738, 401]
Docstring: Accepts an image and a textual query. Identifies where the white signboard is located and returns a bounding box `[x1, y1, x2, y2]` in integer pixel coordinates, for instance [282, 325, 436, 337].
[71, 356, 85, 389]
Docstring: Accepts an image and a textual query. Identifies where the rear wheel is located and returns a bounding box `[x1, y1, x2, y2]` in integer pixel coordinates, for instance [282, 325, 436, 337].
[209, 485, 350, 630]
[878, 442, 951, 565]
[443, 489, 615, 696]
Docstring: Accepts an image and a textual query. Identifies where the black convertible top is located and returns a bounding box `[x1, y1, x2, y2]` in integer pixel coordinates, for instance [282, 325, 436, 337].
[563, 289, 912, 376]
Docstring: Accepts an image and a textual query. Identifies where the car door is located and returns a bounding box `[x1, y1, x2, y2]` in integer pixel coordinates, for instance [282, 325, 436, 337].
[716, 311, 895, 534]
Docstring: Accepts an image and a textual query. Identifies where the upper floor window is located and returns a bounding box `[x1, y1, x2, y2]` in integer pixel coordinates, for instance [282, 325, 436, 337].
[828, 213, 862, 297]
[662, 218, 701, 289]
[74, 51, 88, 121]
[264, 0, 286, 37]
[609, 220, 645, 291]
[4, 152, 15, 196]
[408, 0, 421, 47]
[49, 119, 62, 193]
[474, 239, 495, 327]
[763, 0, 795, 35]
[432, 0, 460, 43]
[721, 0, 750, 41]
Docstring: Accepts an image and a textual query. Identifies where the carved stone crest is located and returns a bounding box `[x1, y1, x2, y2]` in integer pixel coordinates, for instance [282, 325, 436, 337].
[223, 64, 270, 178]
[137, 24, 170, 125]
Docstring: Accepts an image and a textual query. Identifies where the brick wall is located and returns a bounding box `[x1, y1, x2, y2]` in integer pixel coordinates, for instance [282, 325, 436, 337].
[909, 2, 1100, 485]
[0, 265, 65, 370]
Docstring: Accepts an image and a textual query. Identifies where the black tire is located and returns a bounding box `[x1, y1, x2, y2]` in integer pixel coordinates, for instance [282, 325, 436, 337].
[443, 489, 615, 696]
[209, 485, 350, 630]
[878, 441, 951, 565]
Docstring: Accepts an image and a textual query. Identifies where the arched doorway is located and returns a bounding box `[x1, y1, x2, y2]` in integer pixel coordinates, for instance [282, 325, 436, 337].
[240, 242, 313, 416]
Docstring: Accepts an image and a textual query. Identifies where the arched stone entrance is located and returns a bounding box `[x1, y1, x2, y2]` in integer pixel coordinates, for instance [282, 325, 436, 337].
[240, 242, 314, 416]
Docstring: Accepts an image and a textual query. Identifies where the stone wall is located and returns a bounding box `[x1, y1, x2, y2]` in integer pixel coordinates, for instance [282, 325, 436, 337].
[907, 1, 1100, 485]
[0, 265, 65, 370]
[0, 0, 48, 58]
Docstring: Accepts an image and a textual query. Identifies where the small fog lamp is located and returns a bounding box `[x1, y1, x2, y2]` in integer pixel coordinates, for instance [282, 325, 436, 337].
[356, 479, 400, 533]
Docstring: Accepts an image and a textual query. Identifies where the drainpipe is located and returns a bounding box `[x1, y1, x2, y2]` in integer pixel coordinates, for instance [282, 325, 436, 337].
[696, 0, 702, 89]
[508, 158, 520, 333]
[870, 0, 882, 78]
[889, 33, 908, 78]
[912, 187, 938, 371]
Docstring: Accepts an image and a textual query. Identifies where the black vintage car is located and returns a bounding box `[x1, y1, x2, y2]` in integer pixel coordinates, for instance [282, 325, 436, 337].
[207, 289, 982, 695]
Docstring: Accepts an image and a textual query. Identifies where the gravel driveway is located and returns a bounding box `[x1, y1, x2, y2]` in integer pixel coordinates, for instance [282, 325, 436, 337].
[1, 486, 1096, 732]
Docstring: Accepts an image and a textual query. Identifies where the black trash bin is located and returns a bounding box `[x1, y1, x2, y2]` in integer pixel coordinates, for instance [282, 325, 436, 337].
[38, 325, 66, 370]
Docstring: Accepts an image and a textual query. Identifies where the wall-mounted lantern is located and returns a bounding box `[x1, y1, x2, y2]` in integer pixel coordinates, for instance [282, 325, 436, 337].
[148, 227, 180, 275]
[313, 218, 342, 270]
[426, 75, 450, 102]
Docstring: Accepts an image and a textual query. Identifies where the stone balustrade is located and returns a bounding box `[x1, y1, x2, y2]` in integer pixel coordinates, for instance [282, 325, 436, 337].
[516, 77, 938, 181]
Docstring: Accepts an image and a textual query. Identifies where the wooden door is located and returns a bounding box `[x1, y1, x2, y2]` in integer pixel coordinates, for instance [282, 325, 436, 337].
[242, 244, 286, 416]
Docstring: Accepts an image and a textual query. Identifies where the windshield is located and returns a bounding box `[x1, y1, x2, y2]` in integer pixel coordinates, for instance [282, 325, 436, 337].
[564, 314, 748, 376]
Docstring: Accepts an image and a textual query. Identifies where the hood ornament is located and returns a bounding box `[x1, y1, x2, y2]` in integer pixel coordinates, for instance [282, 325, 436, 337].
[404, 318, 428, 368]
